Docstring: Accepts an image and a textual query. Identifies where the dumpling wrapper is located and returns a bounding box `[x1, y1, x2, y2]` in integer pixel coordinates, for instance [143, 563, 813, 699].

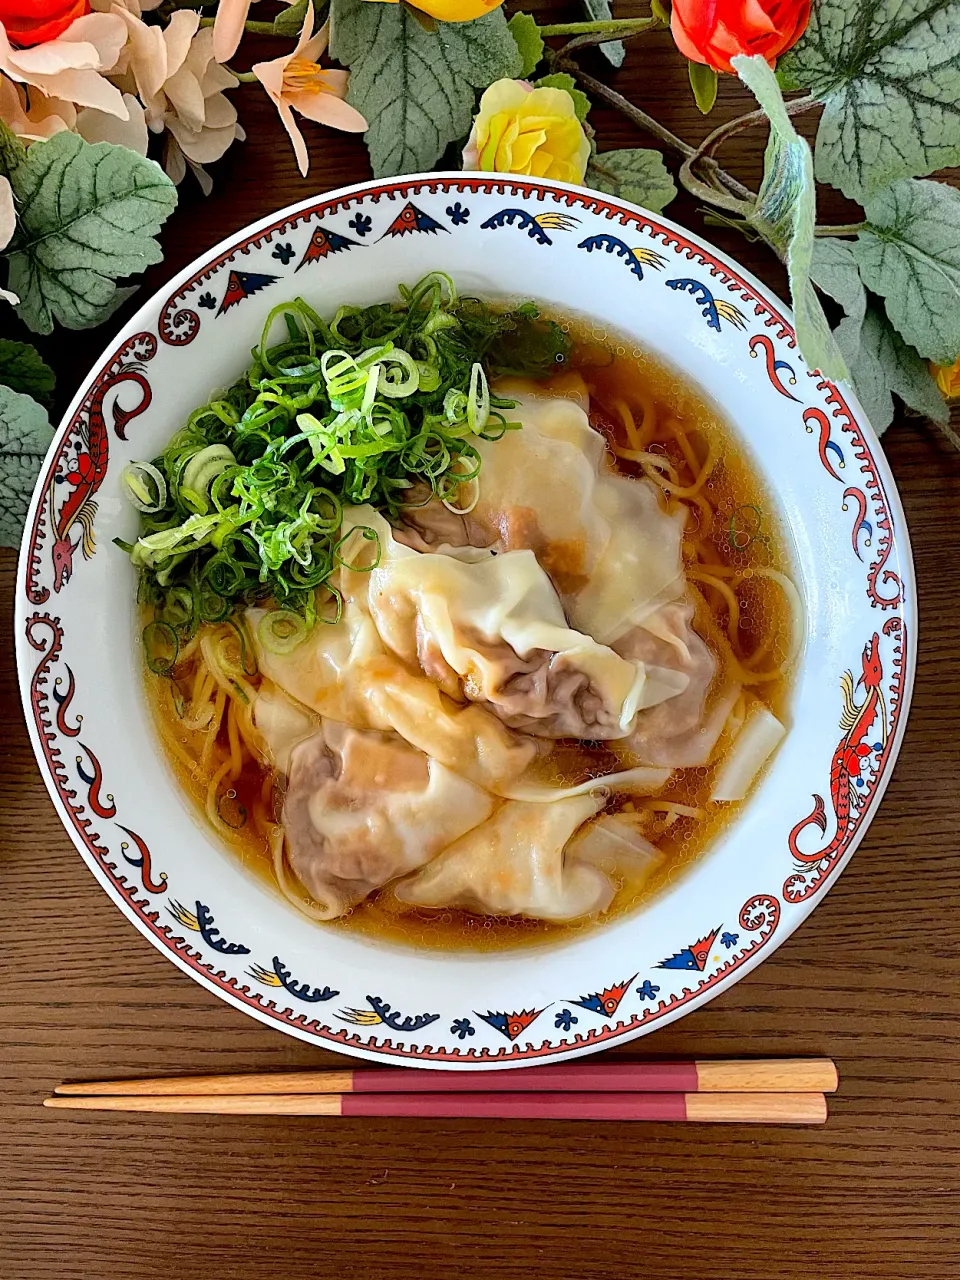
[367, 531, 654, 739]
[253, 680, 317, 774]
[613, 600, 726, 768]
[471, 390, 688, 644]
[247, 515, 538, 793]
[395, 792, 613, 922]
[282, 720, 494, 919]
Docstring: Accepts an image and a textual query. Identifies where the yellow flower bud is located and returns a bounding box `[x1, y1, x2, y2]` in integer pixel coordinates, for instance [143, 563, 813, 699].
[462, 79, 591, 185]
[932, 356, 960, 399]
[364, 0, 506, 21]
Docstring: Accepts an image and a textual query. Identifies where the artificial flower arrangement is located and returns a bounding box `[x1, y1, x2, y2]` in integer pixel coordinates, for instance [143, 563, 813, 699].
[1, 0, 959, 546]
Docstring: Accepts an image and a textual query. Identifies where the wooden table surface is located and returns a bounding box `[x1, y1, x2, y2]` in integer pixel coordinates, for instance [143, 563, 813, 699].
[3, 13, 960, 1278]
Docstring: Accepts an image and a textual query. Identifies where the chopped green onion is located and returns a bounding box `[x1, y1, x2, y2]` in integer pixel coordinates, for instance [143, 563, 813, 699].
[467, 362, 490, 434]
[143, 620, 179, 674]
[119, 275, 572, 636]
[377, 347, 420, 398]
[181, 444, 236, 512]
[257, 609, 309, 654]
[122, 461, 167, 513]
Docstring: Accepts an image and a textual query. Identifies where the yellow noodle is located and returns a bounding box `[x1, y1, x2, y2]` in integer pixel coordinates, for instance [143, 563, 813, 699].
[176, 634, 200, 666]
[686, 491, 714, 539]
[615, 399, 641, 450]
[200, 689, 226, 769]
[158, 721, 201, 779]
[618, 438, 717, 499]
[642, 800, 705, 819]
[226, 700, 243, 781]
[687, 580, 783, 685]
[200, 630, 257, 705]
[687, 569, 741, 648]
[691, 557, 739, 576]
[613, 447, 680, 483]
[743, 633, 774, 670]
[235, 699, 262, 756]
[732, 567, 804, 670]
[668, 420, 703, 476]
[204, 754, 236, 832]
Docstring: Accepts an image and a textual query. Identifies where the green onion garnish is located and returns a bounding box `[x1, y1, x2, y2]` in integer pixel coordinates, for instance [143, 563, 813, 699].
[143, 620, 179, 674]
[121, 274, 571, 648]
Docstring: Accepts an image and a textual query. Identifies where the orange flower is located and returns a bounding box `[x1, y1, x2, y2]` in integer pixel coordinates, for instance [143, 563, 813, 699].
[0, 0, 89, 47]
[671, 0, 811, 74]
[252, 15, 366, 177]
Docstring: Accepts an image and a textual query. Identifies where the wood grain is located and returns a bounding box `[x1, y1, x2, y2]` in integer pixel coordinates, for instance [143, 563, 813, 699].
[3, 10, 960, 1278]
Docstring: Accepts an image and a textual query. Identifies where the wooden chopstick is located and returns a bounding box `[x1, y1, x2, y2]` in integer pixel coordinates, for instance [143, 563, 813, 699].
[43, 1091, 828, 1123]
[52, 1058, 838, 1097]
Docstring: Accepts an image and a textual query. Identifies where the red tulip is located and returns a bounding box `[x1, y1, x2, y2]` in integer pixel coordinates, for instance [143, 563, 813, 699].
[671, 0, 811, 74]
[0, 0, 90, 47]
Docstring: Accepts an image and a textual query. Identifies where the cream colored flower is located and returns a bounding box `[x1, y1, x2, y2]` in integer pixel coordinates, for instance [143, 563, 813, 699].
[77, 92, 148, 152]
[0, 173, 19, 305]
[0, 11, 127, 116]
[0, 74, 147, 152]
[462, 79, 590, 184]
[0, 74, 76, 140]
[212, 0, 254, 65]
[106, 9, 242, 188]
[252, 15, 366, 178]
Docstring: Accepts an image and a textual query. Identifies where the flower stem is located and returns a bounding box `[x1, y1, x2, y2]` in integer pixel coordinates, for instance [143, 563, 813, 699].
[199, 16, 280, 34]
[538, 17, 659, 36]
[814, 223, 867, 237]
[555, 61, 696, 161]
[676, 94, 817, 211]
[557, 19, 663, 59]
[555, 57, 753, 211]
[226, 68, 260, 83]
[689, 95, 819, 166]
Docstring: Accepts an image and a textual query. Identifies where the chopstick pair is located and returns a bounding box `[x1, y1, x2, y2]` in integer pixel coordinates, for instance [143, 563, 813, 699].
[44, 1058, 837, 1124]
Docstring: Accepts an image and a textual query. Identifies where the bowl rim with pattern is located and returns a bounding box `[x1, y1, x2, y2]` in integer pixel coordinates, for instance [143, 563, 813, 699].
[15, 172, 916, 1069]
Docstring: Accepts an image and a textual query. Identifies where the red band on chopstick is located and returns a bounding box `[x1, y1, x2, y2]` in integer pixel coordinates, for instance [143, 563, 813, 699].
[341, 1091, 690, 1121]
[352, 1062, 700, 1093]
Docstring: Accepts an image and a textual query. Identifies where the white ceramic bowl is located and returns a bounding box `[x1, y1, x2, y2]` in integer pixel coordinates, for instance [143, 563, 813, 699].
[16, 173, 915, 1067]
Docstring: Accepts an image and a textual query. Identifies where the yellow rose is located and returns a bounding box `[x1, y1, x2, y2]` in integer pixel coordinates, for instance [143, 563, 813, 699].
[932, 356, 960, 399]
[462, 79, 591, 185]
[364, 0, 505, 21]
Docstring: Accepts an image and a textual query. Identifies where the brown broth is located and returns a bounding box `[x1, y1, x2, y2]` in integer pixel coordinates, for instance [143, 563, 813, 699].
[144, 324, 796, 953]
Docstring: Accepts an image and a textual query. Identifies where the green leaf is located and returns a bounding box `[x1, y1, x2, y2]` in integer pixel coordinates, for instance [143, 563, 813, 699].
[0, 117, 26, 178]
[0, 383, 53, 548]
[809, 238, 867, 331]
[688, 60, 718, 115]
[734, 54, 846, 382]
[273, 0, 313, 36]
[508, 11, 544, 78]
[835, 304, 948, 434]
[586, 148, 677, 213]
[582, 0, 625, 68]
[4, 132, 176, 335]
[535, 73, 590, 123]
[778, 0, 960, 201]
[851, 178, 960, 366]
[330, 0, 522, 177]
[0, 340, 55, 405]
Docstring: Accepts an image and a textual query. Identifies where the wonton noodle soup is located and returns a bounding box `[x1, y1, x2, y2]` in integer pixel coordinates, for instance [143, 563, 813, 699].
[137, 295, 798, 952]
